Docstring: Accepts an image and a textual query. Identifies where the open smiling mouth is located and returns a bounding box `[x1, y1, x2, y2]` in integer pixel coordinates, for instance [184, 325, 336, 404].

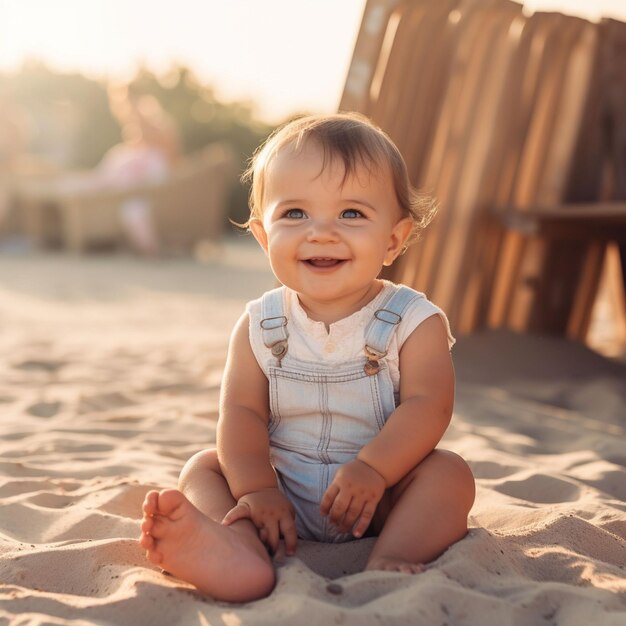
[303, 258, 347, 269]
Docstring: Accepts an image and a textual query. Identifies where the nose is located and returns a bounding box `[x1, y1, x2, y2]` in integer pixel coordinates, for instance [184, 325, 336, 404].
[306, 217, 339, 243]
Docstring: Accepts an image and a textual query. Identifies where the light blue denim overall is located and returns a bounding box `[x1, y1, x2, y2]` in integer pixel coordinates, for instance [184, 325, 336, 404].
[258, 285, 423, 543]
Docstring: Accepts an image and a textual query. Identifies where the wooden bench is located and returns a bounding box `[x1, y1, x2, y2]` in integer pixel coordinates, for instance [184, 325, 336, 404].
[341, 0, 626, 342]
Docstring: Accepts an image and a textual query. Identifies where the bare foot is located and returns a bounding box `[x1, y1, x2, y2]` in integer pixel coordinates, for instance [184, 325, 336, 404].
[140, 489, 275, 602]
[366, 556, 425, 574]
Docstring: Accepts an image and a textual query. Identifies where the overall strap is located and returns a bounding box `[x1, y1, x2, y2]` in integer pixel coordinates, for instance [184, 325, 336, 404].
[362, 286, 421, 375]
[260, 287, 289, 364]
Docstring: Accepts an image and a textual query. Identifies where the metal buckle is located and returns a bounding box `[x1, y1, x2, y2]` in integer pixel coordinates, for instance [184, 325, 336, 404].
[374, 309, 402, 325]
[363, 346, 386, 376]
[271, 341, 288, 358]
[364, 345, 387, 360]
[364, 359, 380, 376]
[260, 316, 288, 330]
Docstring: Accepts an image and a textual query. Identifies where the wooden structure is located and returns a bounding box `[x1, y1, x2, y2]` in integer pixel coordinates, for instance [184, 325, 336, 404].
[341, 0, 626, 341]
[13, 143, 236, 253]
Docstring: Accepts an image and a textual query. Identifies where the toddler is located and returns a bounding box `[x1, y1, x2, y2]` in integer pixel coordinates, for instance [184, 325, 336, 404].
[140, 112, 475, 602]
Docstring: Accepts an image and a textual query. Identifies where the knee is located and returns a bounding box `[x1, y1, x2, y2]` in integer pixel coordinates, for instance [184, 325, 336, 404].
[178, 448, 220, 490]
[428, 450, 475, 511]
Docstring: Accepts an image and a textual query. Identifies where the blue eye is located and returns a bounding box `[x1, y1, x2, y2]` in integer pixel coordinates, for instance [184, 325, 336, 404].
[284, 208, 305, 219]
[341, 209, 363, 219]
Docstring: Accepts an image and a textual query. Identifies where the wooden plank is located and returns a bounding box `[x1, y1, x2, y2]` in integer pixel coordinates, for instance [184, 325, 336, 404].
[367, 0, 458, 180]
[497, 16, 626, 339]
[497, 16, 595, 333]
[486, 14, 602, 336]
[603, 19, 626, 301]
[501, 202, 626, 238]
[339, 0, 406, 113]
[430, 4, 525, 326]
[391, 1, 524, 333]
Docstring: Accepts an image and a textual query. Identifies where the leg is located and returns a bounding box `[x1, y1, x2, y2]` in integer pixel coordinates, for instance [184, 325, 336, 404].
[366, 449, 475, 573]
[119, 198, 160, 256]
[140, 449, 275, 601]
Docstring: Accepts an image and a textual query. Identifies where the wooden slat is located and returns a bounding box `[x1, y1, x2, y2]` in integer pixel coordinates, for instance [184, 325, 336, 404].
[489, 14, 598, 334]
[501, 202, 626, 236]
[392, 1, 523, 332]
[339, 0, 406, 114]
[603, 19, 626, 301]
[367, 0, 458, 181]
[491, 16, 625, 338]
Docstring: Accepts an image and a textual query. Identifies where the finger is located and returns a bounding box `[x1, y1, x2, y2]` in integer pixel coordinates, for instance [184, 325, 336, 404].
[221, 503, 251, 526]
[259, 527, 276, 555]
[265, 522, 280, 555]
[341, 499, 365, 533]
[320, 484, 340, 516]
[280, 516, 298, 556]
[352, 501, 377, 538]
[329, 495, 352, 527]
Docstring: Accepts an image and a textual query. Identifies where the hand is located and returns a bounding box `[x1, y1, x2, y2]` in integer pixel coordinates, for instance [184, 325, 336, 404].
[222, 487, 297, 556]
[320, 459, 386, 538]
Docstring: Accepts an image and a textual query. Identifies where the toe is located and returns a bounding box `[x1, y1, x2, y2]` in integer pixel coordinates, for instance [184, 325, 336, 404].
[155, 489, 187, 518]
[148, 517, 169, 539]
[146, 548, 163, 565]
[143, 490, 159, 516]
[139, 532, 154, 550]
[394, 562, 424, 574]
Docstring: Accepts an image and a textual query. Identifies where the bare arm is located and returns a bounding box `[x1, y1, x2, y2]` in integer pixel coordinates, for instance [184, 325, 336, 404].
[217, 312, 276, 498]
[321, 314, 454, 536]
[218, 312, 297, 554]
[357, 314, 455, 485]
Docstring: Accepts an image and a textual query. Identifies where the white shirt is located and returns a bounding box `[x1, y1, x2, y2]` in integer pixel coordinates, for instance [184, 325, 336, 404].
[247, 281, 455, 394]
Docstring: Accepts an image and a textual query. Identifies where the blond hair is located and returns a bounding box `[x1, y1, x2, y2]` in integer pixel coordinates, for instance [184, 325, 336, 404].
[241, 112, 435, 244]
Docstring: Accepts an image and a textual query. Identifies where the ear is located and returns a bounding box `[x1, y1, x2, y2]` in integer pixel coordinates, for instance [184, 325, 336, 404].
[249, 218, 269, 254]
[383, 217, 413, 266]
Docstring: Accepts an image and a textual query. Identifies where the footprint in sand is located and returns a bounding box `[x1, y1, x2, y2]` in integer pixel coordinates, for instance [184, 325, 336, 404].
[470, 460, 524, 479]
[13, 359, 66, 373]
[78, 392, 136, 413]
[103, 415, 144, 424]
[494, 473, 582, 504]
[0, 479, 82, 498]
[27, 492, 77, 509]
[27, 401, 62, 418]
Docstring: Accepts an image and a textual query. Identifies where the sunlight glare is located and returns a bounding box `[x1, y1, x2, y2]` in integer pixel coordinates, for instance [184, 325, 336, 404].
[0, 0, 366, 123]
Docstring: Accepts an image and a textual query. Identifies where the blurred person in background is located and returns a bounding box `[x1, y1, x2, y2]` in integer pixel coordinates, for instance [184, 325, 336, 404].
[96, 83, 182, 255]
[0, 89, 29, 232]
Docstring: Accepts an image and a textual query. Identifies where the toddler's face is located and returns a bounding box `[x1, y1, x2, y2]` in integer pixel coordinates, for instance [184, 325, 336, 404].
[250, 139, 412, 314]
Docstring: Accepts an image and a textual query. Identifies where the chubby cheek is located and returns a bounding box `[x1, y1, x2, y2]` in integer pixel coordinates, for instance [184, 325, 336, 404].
[266, 247, 297, 286]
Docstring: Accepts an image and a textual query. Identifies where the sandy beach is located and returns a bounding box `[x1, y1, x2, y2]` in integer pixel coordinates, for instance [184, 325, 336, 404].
[0, 238, 624, 625]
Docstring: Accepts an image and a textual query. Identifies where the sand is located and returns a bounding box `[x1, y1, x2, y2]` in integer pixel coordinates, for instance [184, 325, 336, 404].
[0, 238, 624, 625]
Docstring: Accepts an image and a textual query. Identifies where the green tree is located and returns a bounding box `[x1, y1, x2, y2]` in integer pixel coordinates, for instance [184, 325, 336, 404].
[1, 63, 277, 224]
